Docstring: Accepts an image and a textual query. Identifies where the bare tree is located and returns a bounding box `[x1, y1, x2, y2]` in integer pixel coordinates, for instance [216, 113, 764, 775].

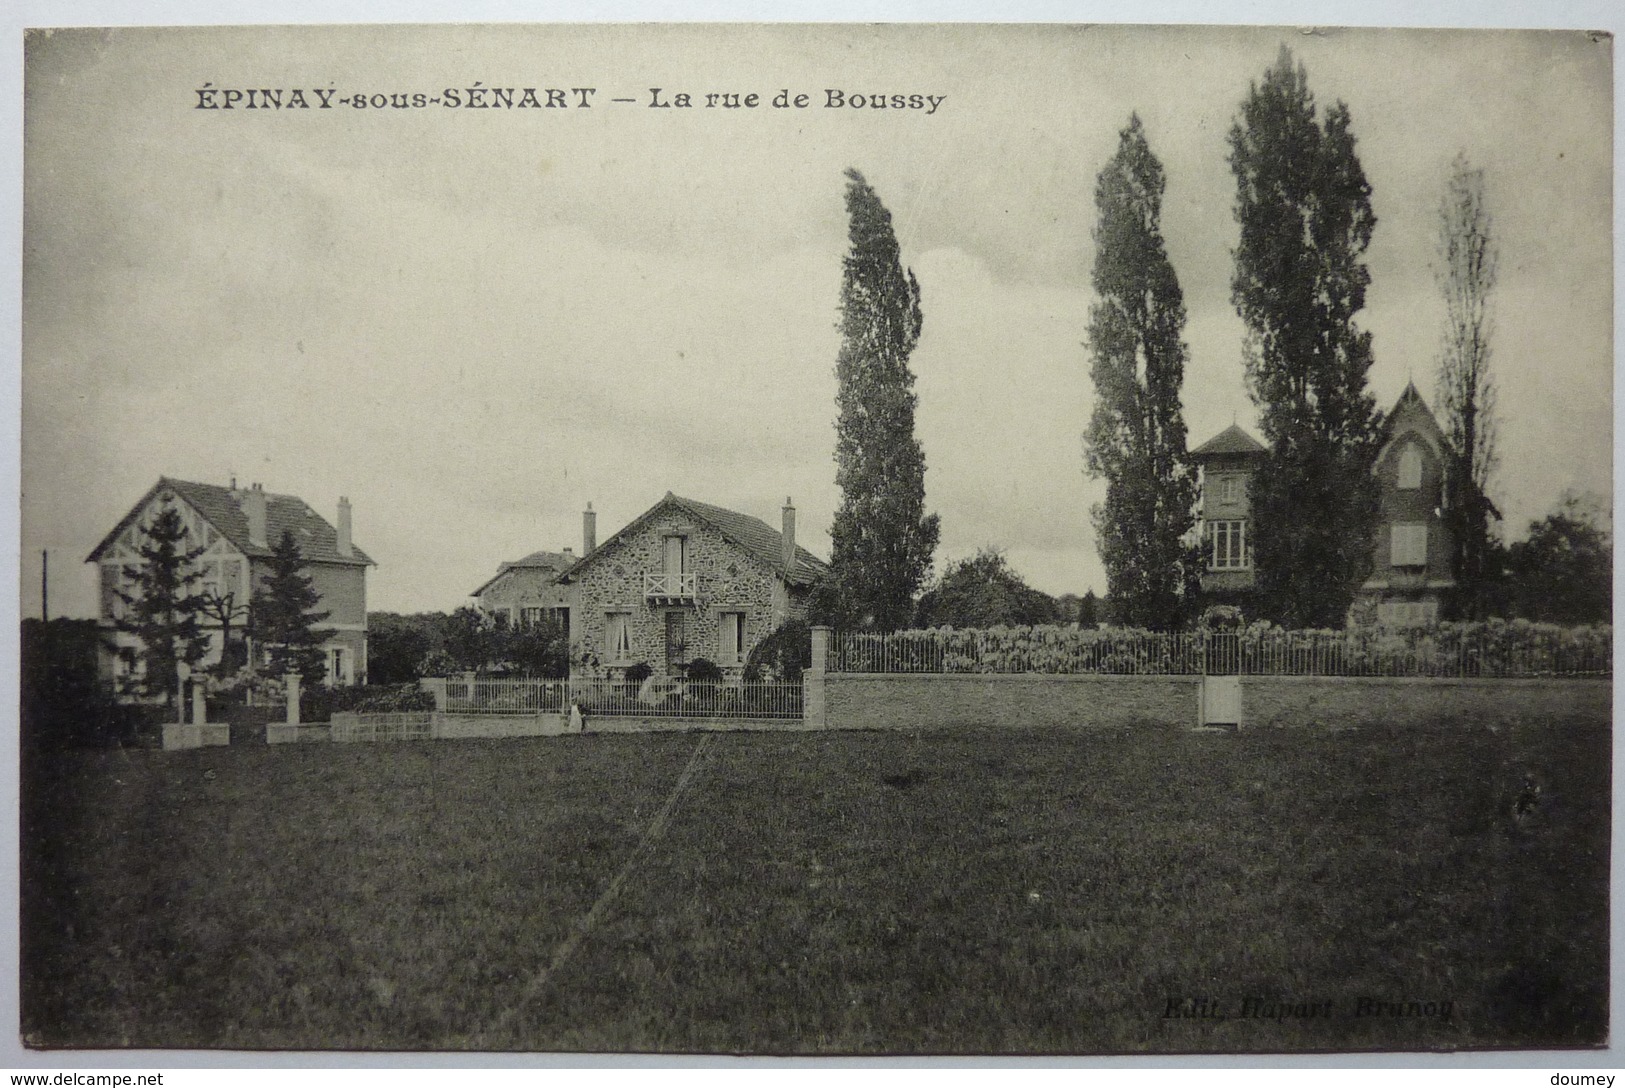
[1435, 152, 1499, 616]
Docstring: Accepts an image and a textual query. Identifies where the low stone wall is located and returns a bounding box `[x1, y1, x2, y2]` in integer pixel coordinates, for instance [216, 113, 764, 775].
[584, 715, 822, 734]
[822, 673, 1203, 731]
[266, 724, 333, 744]
[431, 713, 566, 740]
[1239, 676, 1611, 729]
[161, 723, 230, 750]
[331, 711, 435, 743]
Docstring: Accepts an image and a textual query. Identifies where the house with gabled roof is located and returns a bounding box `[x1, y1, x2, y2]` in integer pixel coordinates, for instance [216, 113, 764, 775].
[86, 477, 374, 690]
[559, 492, 829, 678]
[470, 544, 580, 638]
[1191, 423, 1268, 594]
[1189, 384, 1494, 626]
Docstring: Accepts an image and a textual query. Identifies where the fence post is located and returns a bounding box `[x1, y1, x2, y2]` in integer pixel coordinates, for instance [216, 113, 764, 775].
[805, 626, 829, 730]
[285, 672, 301, 726]
[420, 676, 448, 711]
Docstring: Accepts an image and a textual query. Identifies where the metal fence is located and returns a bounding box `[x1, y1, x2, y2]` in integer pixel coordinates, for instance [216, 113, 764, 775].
[427, 677, 804, 720]
[826, 624, 1612, 679]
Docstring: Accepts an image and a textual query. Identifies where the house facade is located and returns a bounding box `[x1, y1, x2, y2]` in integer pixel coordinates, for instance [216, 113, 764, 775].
[559, 492, 828, 679]
[1191, 423, 1267, 595]
[470, 544, 580, 640]
[1190, 385, 1473, 626]
[86, 478, 373, 690]
[1353, 383, 1460, 626]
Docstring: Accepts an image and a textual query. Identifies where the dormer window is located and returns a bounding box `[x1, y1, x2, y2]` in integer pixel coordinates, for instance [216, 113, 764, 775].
[1397, 443, 1423, 490]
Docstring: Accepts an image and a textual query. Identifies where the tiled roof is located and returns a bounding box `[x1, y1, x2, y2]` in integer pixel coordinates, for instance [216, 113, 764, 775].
[469, 549, 578, 598]
[1191, 423, 1267, 458]
[87, 477, 373, 566]
[563, 492, 830, 588]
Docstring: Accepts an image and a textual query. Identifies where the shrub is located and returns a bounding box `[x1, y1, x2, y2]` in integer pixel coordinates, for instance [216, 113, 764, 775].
[744, 619, 811, 682]
[684, 658, 724, 683]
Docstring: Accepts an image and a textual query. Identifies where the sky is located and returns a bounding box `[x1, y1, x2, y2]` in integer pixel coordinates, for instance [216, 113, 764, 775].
[16, 16, 1615, 619]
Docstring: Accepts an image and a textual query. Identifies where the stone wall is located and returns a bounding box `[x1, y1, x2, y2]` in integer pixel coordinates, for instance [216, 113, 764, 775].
[572, 509, 786, 678]
[1239, 676, 1610, 729]
[822, 674, 1203, 731]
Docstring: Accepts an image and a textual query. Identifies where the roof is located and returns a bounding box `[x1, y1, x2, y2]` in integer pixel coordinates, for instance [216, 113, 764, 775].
[469, 549, 578, 598]
[1191, 424, 1267, 459]
[562, 492, 830, 588]
[87, 477, 374, 566]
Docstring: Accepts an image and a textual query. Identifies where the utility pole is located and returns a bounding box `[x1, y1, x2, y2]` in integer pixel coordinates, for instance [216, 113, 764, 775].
[41, 549, 48, 622]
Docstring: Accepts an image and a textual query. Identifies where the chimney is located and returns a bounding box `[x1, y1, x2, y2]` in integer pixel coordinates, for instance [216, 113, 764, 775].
[243, 483, 267, 548]
[782, 497, 797, 577]
[336, 496, 353, 558]
[583, 502, 597, 556]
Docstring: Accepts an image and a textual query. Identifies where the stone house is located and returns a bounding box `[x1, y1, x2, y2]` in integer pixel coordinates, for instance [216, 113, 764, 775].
[1190, 385, 1486, 625]
[469, 543, 581, 640]
[1190, 423, 1267, 594]
[559, 492, 829, 679]
[87, 477, 373, 689]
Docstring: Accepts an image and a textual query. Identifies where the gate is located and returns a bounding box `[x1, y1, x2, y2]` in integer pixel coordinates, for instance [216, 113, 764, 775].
[1201, 631, 1242, 727]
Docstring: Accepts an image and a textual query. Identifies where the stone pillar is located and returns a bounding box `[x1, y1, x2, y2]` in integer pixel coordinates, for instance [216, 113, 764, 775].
[420, 676, 448, 711]
[804, 626, 830, 730]
[192, 681, 208, 726]
[285, 672, 302, 726]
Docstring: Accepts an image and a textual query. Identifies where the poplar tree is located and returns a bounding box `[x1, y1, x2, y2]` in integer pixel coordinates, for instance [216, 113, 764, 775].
[251, 529, 330, 684]
[1229, 47, 1383, 627]
[1082, 115, 1198, 630]
[1435, 152, 1499, 617]
[827, 168, 940, 630]
[114, 501, 210, 706]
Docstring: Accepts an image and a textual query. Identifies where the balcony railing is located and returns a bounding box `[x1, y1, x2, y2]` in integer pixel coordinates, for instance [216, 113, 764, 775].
[644, 571, 698, 600]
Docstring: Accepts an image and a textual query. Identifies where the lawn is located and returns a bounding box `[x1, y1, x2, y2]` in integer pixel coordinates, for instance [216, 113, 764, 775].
[20, 709, 1610, 1054]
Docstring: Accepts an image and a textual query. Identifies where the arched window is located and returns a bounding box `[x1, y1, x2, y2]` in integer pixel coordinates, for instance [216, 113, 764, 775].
[1397, 443, 1423, 490]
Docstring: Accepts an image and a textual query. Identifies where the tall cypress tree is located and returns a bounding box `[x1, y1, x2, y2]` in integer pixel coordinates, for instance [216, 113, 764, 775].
[251, 529, 331, 684]
[1082, 115, 1198, 630]
[1229, 47, 1383, 628]
[114, 501, 210, 705]
[827, 168, 940, 630]
[1435, 152, 1499, 618]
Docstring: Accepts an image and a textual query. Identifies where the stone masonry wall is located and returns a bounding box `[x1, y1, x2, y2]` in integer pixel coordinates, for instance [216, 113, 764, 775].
[573, 511, 786, 678]
[1240, 676, 1610, 729]
[824, 674, 1203, 731]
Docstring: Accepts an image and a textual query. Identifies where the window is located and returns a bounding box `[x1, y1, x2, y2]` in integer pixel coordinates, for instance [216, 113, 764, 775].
[1211, 475, 1242, 504]
[605, 612, 633, 661]
[491, 609, 511, 629]
[1208, 520, 1248, 570]
[1390, 523, 1428, 567]
[1397, 443, 1423, 490]
[1378, 600, 1438, 627]
[328, 647, 349, 687]
[101, 563, 123, 620]
[521, 606, 546, 628]
[718, 612, 746, 665]
[663, 535, 687, 576]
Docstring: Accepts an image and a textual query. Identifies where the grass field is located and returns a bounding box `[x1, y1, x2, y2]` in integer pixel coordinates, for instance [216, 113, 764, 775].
[21, 710, 1610, 1054]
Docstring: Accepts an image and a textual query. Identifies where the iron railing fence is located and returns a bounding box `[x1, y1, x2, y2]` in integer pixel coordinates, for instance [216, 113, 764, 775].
[568, 678, 803, 720]
[826, 624, 1612, 679]
[424, 677, 804, 720]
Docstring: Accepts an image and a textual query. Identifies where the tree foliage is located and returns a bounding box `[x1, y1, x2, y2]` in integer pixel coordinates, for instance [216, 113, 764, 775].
[365, 611, 444, 684]
[250, 529, 330, 684]
[1435, 152, 1500, 617]
[914, 548, 1059, 629]
[743, 618, 812, 682]
[1083, 115, 1199, 630]
[113, 501, 210, 705]
[415, 606, 570, 678]
[1507, 494, 1611, 625]
[1229, 47, 1384, 627]
[827, 168, 941, 630]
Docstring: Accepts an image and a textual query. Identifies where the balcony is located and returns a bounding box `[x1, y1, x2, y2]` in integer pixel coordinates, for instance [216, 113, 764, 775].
[644, 571, 698, 602]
